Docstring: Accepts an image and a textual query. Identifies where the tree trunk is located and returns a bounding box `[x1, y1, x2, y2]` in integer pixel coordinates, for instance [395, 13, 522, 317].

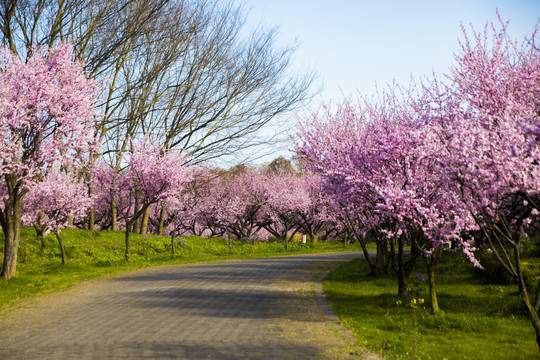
[88, 181, 95, 231]
[111, 198, 117, 231]
[343, 232, 350, 246]
[375, 240, 389, 275]
[425, 250, 440, 314]
[67, 216, 74, 228]
[33, 211, 47, 237]
[1, 190, 23, 279]
[88, 207, 95, 231]
[522, 291, 540, 352]
[397, 235, 408, 297]
[158, 202, 166, 236]
[133, 194, 140, 234]
[516, 276, 540, 352]
[227, 235, 234, 252]
[531, 311, 540, 353]
[514, 245, 540, 351]
[55, 230, 67, 265]
[171, 234, 176, 255]
[140, 206, 150, 234]
[1, 219, 20, 279]
[357, 234, 378, 276]
[2, 228, 20, 279]
[124, 226, 132, 262]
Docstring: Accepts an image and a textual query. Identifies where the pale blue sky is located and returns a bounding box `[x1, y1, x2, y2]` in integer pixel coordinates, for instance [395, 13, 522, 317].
[243, 0, 539, 108]
[221, 0, 539, 166]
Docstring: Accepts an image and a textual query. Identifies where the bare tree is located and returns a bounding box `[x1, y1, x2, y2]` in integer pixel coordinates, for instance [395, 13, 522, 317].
[2, 0, 315, 231]
[2, 0, 314, 160]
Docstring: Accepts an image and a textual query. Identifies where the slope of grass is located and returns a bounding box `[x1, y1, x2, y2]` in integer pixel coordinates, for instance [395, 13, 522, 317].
[323, 253, 538, 359]
[0, 227, 361, 310]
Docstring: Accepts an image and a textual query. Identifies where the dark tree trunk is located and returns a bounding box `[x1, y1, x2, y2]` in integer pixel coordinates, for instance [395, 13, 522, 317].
[427, 263, 439, 314]
[140, 207, 150, 234]
[425, 248, 441, 314]
[88, 180, 95, 231]
[514, 245, 540, 352]
[359, 236, 378, 276]
[397, 235, 408, 297]
[226, 235, 234, 252]
[111, 198, 117, 231]
[158, 202, 166, 236]
[55, 230, 67, 265]
[133, 194, 140, 234]
[1, 220, 21, 279]
[0, 183, 24, 279]
[375, 240, 389, 275]
[88, 208, 95, 231]
[125, 226, 132, 262]
[33, 211, 47, 237]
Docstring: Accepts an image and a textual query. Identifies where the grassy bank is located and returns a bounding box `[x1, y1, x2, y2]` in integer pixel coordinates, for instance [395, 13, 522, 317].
[0, 227, 361, 310]
[323, 253, 538, 359]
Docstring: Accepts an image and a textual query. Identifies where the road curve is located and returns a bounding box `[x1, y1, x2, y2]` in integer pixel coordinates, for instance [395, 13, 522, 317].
[0, 252, 373, 360]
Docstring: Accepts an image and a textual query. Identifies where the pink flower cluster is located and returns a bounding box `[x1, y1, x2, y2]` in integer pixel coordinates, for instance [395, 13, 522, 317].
[296, 17, 540, 266]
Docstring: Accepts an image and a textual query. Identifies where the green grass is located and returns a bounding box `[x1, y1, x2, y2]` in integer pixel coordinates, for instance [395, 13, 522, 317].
[323, 252, 538, 359]
[0, 227, 362, 311]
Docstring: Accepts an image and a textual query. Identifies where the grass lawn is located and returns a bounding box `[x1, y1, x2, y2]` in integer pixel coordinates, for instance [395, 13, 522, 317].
[0, 227, 362, 311]
[323, 253, 538, 359]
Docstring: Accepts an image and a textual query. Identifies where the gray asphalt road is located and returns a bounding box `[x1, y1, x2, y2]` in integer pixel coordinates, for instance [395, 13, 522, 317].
[0, 252, 377, 360]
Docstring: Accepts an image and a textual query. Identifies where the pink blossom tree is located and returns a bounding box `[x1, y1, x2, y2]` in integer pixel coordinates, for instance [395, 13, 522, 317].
[296, 91, 479, 312]
[295, 173, 337, 243]
[424, 17, 540, 346]
[0, 44, 100, 278]
[298, 14, 540, 343]
[22, 168, 93, 264]
[260, 173, 309, 249]
[296, 102, 415, 281]
[103, 138, 191, 261]
[92, 161, 130, 231]
[210, 169, 269, 247]
[158, 167, 220, 253]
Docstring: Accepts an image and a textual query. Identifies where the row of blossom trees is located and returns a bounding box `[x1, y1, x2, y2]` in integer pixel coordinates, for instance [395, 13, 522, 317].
[296, 17, 540, 349]
[0, 42, 331, 280]
[93, 165, 337, 252]
[0, 38, 340, 278]
[0, 43, 196, 275]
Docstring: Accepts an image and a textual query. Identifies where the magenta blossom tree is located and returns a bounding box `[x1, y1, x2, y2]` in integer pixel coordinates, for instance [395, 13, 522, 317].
[0, 44, 100, 278]
[422, 17, 540, 346]
[293, 175, 335, 244]
[296, 86, 481, 313]
[298, 14, 540, 345]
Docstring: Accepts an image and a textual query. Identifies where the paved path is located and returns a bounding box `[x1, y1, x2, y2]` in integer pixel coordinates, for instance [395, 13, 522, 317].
[0, 252, 379, 359]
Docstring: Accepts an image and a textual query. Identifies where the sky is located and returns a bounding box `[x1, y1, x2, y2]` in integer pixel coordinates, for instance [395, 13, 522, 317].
[243, 0, 539, 106]
[228, 0, 540, 165]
